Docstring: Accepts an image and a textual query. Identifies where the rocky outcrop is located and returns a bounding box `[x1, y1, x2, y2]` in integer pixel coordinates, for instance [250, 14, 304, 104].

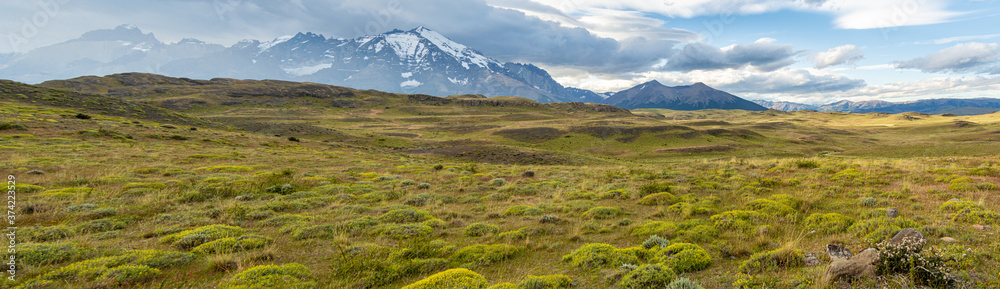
[822, 248, 878, 284]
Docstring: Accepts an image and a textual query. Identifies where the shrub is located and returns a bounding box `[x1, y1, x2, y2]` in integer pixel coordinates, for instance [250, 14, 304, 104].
[638, 192, 678, 206]
[738, 246, 804, 274]
[377, 224, 433, 240]
[218, 263, 316, 289]
[0, 122, 28, 131]
[657, 243, 712, 273]
[598, 189, 630, 200]
[28, 225, 74, 242]
[339, 216, 379, 234]
[489, 178, 508, 186]
[18, 243, 88, 266]
[192, 235, 272, 255]
[666, 277, 704, 289]
[503, 205, 543, 216]
[487, 283, 518, 289]
[746, 199, 795, 216]
[520, 274, 572, 289]
[873, 236, 955, 287]
[100, 265, 161, 285]
[710, 210, 765, 232]
[401, 268, 489, 289]
[417, 183, 431, 189]
[678, 225, 718, 243]
[859, 197, 879, 207]
[642, 235, 670, 249]
[847, 217, 920, 243]
[562, 243, 639, 269]
[265, 184, 295, 195]
[464, 223, 501, 237]
[77, 217, 130, 234]
[378, 208, 433, 223]
[498, 230, 526, 241]
[639, 182, 673, 197]
[582, 207, 623, 220]
[159, 225, 245, 250]
[631, 221, 678, 238]
[804, 213, 855, 234]
[619, 264, 676, 289]
[41, 250, 194, 283]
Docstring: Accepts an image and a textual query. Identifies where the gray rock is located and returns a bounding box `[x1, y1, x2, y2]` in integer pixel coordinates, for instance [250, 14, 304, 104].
[827, 244, 853, 260]
[941, 237, 958, 243]
[886, 208, 898, 218]
[972, 224, 985, 230]
[805, 254, 820, 266]
[235, 194, 254, 201]
[26, 170, 45, 175]
[823, 248, 879, 284]
[887, 228, 925, 247]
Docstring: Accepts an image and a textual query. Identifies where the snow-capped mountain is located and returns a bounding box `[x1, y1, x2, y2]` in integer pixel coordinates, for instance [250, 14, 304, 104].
[0, 25, 224, 84]
[0, 25, 589, 103]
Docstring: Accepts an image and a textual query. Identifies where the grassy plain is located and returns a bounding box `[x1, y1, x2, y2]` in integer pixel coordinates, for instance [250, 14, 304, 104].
[0, 74, 998, 288]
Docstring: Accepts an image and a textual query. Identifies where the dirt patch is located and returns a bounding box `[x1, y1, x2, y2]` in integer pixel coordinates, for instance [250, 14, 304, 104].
[407, 145, 578, 165]
[494, 127, 566, 142]
[746, 122, 795, 130]
[571, 125, 697, 143]
[684, 120, 731, 126]
[431, 124, 501, 134]
[381, 132, 419, 138]
[704, 128, 763, 139]
[654, 145, 733, 153]
[952, 120, 977, 128]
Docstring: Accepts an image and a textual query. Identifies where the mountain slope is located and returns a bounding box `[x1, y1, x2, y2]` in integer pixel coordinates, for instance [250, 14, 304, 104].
[756, 98, 1000, 115]
[1, 26, 592, 103]
[604, 80, 767, 111]
[753, 100, 818, 111]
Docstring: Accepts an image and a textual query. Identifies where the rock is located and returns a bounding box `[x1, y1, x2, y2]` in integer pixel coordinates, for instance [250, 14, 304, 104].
[887, 228, 925, 247]
[522, 171, 535, 177]
[235, 194, 254, 201]
[26, 170, 45, 175]
[805, 254, 820, 266]
[972, 224, 985, 230]
[941, 237, 958, 243]
[823, 248, 879, 284]
[886, 208, 898, 218]
[826, 244, 853, 260]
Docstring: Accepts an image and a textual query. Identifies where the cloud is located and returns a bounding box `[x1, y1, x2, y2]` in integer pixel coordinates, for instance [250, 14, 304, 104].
[811, 44, 864, 68]
[512, 0, 964, 29]
[657, 38, 799, 72]
[895, 42, 1000, 74]
[925, 33, 1000, 45]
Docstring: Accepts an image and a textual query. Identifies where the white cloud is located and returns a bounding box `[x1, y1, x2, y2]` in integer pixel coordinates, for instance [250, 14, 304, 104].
[895, 42, 1000, 74]
[509, 0, 963, 30]
[812, 44, 864, 69]
[925, 33, 1000, 45]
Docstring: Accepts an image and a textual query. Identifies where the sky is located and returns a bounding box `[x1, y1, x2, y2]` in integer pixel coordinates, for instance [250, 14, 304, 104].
[1, 0, 999, 104]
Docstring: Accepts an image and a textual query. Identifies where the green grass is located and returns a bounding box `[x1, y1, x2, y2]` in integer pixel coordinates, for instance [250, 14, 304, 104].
[1, 75, 999, 288]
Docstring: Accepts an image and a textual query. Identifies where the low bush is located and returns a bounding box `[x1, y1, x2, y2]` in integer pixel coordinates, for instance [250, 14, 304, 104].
[619, 264, 676, 289]
[218, 263, 316, 289]
[630, 221, 678, 238]
[738, 246, 804, 274]
[464, 223, 501, 237]
[379, 208, 433, 223]
[503, 205, 543, 216]
[18, 243, 89, 266]
[638, 192, 678, 206]
[562, 243, 639, 270]
[520, 274, 573, 289]
[159, 224, 245, 250]
[401, 268, 489, 289]
[192, 235, 272, 255]
[804, 213, 855, 234]
[582, 207, 623, 220]
[656, 243, 712, 273]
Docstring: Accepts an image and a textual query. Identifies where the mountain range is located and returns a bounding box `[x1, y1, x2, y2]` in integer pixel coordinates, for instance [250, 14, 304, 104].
[753, 99, 1000, 115]
[2, 25, 999, 114]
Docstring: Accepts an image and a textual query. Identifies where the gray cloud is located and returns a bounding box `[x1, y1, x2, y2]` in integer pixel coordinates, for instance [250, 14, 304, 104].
[658, 39, 799, 72]
[895, 42, 1000, 74]
[811, 44, 864, 69]
[0, 0, 692, 73]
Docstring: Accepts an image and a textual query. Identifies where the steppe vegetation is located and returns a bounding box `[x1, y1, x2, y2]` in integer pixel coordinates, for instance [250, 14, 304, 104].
[1, 74, 998, 288]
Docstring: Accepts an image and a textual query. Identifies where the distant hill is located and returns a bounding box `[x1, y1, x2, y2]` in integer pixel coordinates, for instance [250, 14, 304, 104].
[603, 80, 767, 111]
[754, 98, 1000, 115]
[752, 100, 817, 111]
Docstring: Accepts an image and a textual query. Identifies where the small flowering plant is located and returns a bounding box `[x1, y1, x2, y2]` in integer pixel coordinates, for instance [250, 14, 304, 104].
[873, 236, 957, 287]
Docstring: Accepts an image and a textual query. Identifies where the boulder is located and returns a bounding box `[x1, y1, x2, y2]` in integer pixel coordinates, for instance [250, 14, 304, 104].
[826, 244, 853, 260]
[887, 228, 925, 247]
[940, 237, 957, 243]
[805, 254, 820, 266]
[972, 224, 985, 231]
[886, 208, 898, 218]
[822, 248, 879, 284]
